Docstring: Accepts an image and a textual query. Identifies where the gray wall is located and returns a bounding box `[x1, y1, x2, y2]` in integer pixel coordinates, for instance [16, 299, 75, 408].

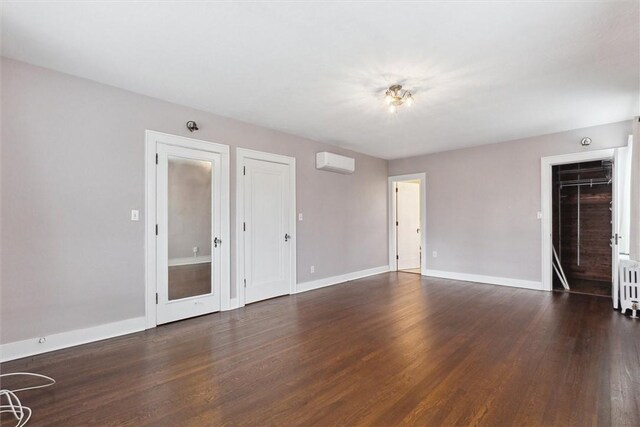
[0, 58, 388, 344]
[389, 120, 632, 282]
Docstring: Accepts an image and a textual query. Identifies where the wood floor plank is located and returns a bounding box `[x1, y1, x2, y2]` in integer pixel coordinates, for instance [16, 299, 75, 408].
[1, 272, 638, 426]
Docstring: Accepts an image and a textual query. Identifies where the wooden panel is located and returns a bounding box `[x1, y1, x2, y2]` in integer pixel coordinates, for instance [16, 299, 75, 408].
[553, 161, 612, 284]
[558, 185, 612, 282]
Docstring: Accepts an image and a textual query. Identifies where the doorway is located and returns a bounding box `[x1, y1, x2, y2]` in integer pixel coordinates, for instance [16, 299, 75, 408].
[389, 174, 426, 275]
[551, 160, 613, 297]
[145, 131, 230, 327]
[236, 148, 296, 306]
[541, 146, 631, 308]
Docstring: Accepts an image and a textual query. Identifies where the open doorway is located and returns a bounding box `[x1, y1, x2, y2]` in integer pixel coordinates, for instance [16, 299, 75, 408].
[551, 160, 613, 297]
[389, 174, 426, 275]
[542, 144, 633, 307]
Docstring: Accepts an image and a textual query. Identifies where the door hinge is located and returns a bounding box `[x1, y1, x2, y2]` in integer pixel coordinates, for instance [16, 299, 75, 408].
[155, 153, 158, 164]
[244, 279, 247, 288]
[243, 222, 246, 231]
[396, 221, 399, 226]
[396, 255, 399, 260]
[155, 224, 158, 235]
[395, 187, 398, 193]
[243, 166, 246, 176]
[155, 293, 158, 304]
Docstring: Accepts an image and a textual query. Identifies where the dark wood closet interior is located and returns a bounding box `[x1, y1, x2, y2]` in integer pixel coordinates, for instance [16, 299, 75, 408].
[552, 160, 612, 297]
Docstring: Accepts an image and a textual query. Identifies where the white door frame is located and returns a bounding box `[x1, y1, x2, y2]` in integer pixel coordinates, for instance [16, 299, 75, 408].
[145, 130, 230, 329]
[388, 173, 427, 274]
[540, 148, 615, 292]
[235, 148, 296, 309]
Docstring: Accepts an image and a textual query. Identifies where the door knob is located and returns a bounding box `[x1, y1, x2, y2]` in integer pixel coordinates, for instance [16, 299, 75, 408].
[214, 237, 221, 248]
[285, 233, 291, 242]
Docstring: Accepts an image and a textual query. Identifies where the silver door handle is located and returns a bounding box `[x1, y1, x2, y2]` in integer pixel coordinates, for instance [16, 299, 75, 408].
[214, 237, 221, 248]
[285, 233, 291, 242]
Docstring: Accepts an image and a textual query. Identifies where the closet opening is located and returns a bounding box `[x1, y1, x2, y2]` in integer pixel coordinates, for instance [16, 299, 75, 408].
[551, 160, 613, 297]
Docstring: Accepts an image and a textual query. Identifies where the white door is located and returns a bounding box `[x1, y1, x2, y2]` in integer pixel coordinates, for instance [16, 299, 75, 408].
[156, 144, 221, 324]
[243, 158, 293, 304]
[396, 181, 421, 270]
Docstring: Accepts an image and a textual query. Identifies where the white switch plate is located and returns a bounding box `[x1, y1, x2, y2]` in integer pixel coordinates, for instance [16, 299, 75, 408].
[310, 265, 315, 273]
[298, 213, 303, 221]
[432, 251, 438, 258]
[536, 211, 543, 219]
[131, 210, 139, 221]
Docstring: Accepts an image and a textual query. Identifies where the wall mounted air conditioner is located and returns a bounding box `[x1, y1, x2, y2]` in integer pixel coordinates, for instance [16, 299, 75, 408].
[316, 152, 355, 174]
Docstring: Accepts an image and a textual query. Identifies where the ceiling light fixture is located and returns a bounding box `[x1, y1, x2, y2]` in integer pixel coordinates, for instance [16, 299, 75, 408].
[384, 84, 413, 113]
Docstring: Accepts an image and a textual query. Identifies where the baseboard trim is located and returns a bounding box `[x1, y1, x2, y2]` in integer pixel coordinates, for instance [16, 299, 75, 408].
[424, 269, 543, 291]
[0, 316, 146, 363]
[296, 265, 390, 293]
[168, 255, 211, 267]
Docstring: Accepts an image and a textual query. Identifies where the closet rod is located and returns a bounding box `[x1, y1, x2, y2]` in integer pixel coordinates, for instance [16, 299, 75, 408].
[558, 180, 611, 188]
[558, 166, 611, 175]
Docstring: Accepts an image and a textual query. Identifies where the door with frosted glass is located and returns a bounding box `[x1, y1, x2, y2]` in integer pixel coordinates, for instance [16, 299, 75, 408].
[156, 144, 221, 324]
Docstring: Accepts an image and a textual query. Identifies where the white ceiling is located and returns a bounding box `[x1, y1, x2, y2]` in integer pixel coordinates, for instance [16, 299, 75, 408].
[2, 1, 639, 159]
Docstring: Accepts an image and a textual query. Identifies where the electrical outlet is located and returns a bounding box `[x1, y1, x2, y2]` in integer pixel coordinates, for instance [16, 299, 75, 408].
[299, 213, 303, 221]
[432, 251, 438, 258]
[130, 210, 139, 221]
[193, 246, 199, 255]
[310, 265, 315, 274]
[536, 211, 543, 220]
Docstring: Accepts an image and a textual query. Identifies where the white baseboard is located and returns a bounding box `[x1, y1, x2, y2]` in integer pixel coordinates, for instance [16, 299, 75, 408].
[168, 255, 211, 267]
[0, 316, 146, 363]
[424, 269, 543, 291]
[296, 265, 390, 293]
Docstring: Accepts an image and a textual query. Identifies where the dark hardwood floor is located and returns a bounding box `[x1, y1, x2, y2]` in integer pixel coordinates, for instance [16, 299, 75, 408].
[554, 278, 612, 298]
[2, 272, 639, 426]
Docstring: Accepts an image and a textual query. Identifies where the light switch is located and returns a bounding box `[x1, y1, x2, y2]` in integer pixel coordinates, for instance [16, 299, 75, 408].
[131, 210, 139, 221]
[536, 211, 543, 220]
[298, 213, 303, 221]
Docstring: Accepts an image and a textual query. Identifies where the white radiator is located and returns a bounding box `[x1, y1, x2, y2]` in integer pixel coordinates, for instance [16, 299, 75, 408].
[619, 260, 640, 318]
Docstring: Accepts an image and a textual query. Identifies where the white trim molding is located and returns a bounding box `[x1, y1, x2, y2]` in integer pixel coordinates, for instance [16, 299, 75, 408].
[424, 269, 543, 291]
[145, 130, 231, 328]
[296, 265, 390, 293]
[388, 173, 427, 275]
[0, 317, 146, 362]
[540, 148, 615, 292]
[235, 148, 297, 308]
[168, 255, 212, 267]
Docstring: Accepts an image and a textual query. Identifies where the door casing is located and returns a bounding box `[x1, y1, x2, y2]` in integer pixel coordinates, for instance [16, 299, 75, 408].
[145, 130, 230, 329]
[540, 148, 617, 295]
[388, 173, 427, 274]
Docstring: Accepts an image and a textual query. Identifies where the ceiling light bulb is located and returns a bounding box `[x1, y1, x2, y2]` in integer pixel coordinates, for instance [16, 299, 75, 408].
[405, 94, 413, 107]
[385, 94, 393, 104]
[388, 104, 397, 114]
